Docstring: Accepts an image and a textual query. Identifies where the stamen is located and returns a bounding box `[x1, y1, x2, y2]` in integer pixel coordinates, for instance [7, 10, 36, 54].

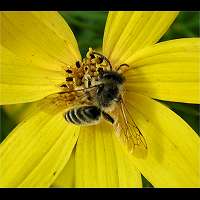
[60, 84, 67, 87]
[66, 69, 72, 73]
[97, 67, 103, 73]
[61, 48, 127, 100]
[97, 67, 104, 77]
[76, 61, 81, 68]
[66, 77, 73, 81]
[90, 53, 95, 59]
[86, 47, 94, 58]
[96, 57, 103, 64]
[93, 52, 113, 71]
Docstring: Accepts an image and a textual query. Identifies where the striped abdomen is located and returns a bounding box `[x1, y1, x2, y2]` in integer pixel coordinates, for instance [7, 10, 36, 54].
[65, 106, 101, 125]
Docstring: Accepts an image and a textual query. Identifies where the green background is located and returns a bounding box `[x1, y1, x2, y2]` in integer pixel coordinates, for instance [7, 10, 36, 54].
[0, 11, 199, 187]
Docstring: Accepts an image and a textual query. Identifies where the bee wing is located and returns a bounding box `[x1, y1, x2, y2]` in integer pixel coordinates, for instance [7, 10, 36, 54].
[112, 98, 148, 158]
[44, 85, 98, 111]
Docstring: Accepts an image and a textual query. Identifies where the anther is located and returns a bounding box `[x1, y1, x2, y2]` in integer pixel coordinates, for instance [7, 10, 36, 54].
[76, 61, 81, 68]
[66, 77, 73, 81]
[97, 67, 103, 72]
[97, 57, 103, 64]
[90, 64, 96, 72]
[97, 67, 104, 76]
[90, 54, 95, 59]
[66, 69, 72, 73]
[93, 52, 113, 71]
[60, 84, 67, 87]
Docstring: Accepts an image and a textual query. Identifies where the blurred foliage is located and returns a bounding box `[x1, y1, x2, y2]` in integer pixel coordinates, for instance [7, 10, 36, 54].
[0, 11, 199, 188]
[60, 11, 108, 56]
[160, 12, 200, 41]
[0, 109, 16, 142]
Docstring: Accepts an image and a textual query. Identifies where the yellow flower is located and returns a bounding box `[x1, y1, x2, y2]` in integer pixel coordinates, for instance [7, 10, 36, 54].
[0, 11, 200, 188]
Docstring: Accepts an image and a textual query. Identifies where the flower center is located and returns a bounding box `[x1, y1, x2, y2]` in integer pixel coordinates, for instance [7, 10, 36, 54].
[61, 48, 112, 92]
[61, 48, 128, 93]
[45, 48, 129, 110]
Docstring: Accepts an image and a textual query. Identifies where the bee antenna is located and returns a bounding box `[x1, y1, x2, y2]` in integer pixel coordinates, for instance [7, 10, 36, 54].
[92, 52, 113, 71]
[116, 64, 129, 72]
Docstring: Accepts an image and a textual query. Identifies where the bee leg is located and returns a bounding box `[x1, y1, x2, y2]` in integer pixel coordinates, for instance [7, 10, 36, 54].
[102, 111, 115, 124]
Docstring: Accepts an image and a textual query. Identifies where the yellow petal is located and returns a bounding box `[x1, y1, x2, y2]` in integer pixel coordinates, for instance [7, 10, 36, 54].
[52, 149, 75, 188]
[103, 11, 179, 67]
[0, 46, 64, 104]
[125, 38, 200, 104]
[123, 92, 200, 187]
[74, 123, 142, 188]
[0, 11, 81, 71]
[0, 101, 80, 187]
[0, 11, 82, 104]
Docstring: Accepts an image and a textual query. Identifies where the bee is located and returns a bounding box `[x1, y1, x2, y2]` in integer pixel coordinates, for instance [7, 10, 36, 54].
[64, 70, 124, 125]
[62, 51, 147, 158]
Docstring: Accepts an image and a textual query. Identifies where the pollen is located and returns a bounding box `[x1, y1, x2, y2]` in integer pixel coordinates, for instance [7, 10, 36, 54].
[61, 48, 111, 92]
[45, 48, 129, 109]
[45, 48, 111, 108]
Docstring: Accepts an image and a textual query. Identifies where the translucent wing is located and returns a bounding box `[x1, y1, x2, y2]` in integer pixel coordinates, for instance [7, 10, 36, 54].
[44, 85, 98, 110]
[112, 97, 148, 158]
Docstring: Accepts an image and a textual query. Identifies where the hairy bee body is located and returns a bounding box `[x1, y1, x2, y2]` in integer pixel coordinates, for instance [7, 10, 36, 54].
[65, 70, 124, 126]
[96, 71, 125, 108]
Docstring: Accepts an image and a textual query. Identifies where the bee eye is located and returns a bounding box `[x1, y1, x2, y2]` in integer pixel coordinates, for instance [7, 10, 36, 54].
[97, 85, 104, 95]
[107, 86, 118, 94]
[103, 74, 112, 80]
[106, 93, 113, 99]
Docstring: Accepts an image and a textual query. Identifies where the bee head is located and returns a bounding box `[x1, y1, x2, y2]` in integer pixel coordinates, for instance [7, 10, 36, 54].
[97, 82, 120, 108]
[101, 71, 125, 84]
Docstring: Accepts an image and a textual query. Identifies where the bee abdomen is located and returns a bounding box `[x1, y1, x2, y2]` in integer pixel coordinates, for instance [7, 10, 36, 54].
[65, 106, 101, 125]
